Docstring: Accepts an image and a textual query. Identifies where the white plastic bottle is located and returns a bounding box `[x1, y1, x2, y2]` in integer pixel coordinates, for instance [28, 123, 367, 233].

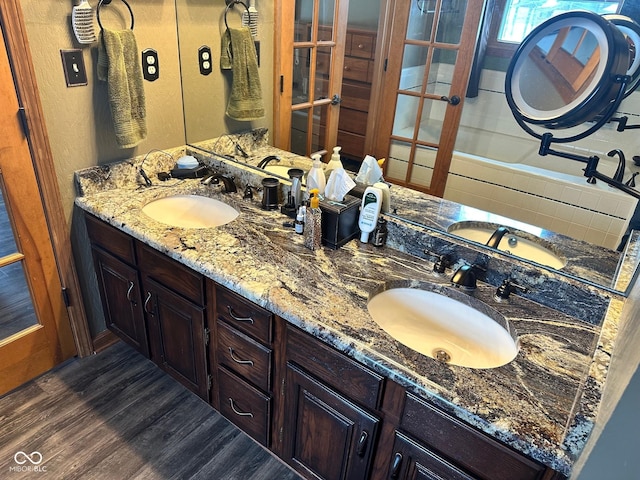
[358, 186, 383, 243]
[325, 146, 343, 177]
[306, 154, 326, 195]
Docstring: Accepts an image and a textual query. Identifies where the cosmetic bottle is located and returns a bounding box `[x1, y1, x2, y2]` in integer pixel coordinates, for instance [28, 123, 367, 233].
[358, 186, 383, 243]
[304, 189, 322, 250]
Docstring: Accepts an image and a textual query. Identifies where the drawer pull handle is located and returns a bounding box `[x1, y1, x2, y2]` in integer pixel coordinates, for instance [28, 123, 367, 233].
[227, 306, 254, 324]
[229, 398, 253, 417]
[357, 430, 369, 457]
[143, 292, 153, 314]
[126, 281, 135, 302]
[390, 452, 403, 479]
[228, 347, 254, 366]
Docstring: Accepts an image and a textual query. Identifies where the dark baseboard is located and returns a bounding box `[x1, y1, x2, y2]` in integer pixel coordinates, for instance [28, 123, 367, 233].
[92, 329, 119, 353]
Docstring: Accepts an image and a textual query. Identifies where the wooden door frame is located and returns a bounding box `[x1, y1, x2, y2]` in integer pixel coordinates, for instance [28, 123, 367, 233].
[0, 0, 92, 357]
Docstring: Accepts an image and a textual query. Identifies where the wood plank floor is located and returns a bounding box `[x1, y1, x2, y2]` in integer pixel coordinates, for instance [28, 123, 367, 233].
[0, 342, 302, 480]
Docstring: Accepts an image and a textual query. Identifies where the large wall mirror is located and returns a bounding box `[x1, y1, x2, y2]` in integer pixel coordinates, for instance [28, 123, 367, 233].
[176, 0, 640, 295]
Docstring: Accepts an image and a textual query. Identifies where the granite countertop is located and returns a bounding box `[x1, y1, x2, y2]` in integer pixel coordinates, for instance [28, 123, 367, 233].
[74, 156, 626, 476]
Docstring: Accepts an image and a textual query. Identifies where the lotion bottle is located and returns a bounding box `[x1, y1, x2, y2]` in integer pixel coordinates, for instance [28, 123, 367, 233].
[358, 186, 383, 243]
[325, 146, 343, 177]
[306, 154, 326, 195]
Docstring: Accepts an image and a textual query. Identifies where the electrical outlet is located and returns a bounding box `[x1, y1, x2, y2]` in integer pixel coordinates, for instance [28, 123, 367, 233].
[142, 48, 159, 81]
[60, 49, 87, 87]
[198, 46, 212, 76]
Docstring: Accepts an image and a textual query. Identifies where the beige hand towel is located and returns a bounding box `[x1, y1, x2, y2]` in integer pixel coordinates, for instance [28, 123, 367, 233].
[98, 29, 147, 148]
[221, 27, 265, 121]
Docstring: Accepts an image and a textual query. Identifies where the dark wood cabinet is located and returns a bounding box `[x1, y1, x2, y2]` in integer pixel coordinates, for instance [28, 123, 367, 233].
[90, 247, 148, 357]
[282, 325, 382, 480]
[86, 214, 566, 480]
[86, 214, 209, 401]
[209, 283, 275, 446]
[283, 362, 380, 480]
[86, 214, 148, 357]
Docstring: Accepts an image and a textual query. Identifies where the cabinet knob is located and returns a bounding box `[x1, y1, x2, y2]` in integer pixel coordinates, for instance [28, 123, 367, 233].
[358, 43, 365, 49]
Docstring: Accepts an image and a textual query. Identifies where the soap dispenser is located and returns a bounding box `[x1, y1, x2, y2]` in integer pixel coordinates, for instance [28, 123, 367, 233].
[325, 146, 343, 177]
[304, 189, 322, 250]
[306, 154, 326, 195]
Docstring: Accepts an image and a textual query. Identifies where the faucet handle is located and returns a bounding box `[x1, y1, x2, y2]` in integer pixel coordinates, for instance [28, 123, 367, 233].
[495, 279, 528, 300]
[424, 250, 451, 274]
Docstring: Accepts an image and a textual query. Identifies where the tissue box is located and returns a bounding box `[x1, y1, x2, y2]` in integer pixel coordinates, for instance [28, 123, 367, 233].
[319, 195, 361, 249]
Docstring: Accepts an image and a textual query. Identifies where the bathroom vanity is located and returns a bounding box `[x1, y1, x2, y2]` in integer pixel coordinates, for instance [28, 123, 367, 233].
[75, 150, 632, 479]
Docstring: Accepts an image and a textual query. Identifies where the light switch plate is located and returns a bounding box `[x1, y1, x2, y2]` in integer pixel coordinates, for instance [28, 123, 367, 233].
[60, 49, 87, 87]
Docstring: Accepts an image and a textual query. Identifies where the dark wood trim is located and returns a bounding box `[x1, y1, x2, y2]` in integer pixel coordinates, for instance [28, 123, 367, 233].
[0, 0, 92, 356]
[92, 329, 120, 354]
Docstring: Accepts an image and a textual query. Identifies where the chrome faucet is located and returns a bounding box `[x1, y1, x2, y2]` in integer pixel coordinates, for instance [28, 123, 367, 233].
[485, 226, 510, 249]
[608, 149, 626, 182]
[256, 155, 281, 169]
[201, 173, 237, 193]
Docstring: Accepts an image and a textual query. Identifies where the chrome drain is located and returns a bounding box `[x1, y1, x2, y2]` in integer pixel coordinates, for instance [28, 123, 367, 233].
[433, 349, 451, 364]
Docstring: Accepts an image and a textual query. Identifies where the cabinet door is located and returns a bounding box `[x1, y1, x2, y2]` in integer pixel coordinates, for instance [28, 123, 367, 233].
[283, 362, 379, 480]
[388, 432, 474, 480]
[92, 248, 148, 357]
[143, 277, 208, 400]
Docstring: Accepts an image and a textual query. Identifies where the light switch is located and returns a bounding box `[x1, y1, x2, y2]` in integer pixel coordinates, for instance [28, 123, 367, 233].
[61, 49, 87, 87]
[142, 48, 159, 81]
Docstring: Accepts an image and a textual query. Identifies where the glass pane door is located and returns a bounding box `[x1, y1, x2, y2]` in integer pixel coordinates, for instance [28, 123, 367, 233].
[276, 0, 350, 160]
[0, 178, 38, 340]
[375, 0, 485, 197]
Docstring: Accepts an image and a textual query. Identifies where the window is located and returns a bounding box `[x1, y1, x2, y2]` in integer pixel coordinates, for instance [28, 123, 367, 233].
[487, 0, 622, 58]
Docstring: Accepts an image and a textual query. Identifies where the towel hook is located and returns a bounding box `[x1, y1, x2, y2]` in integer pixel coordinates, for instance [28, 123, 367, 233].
[224, 1, 250, 31]
[97, 0, 135, 30]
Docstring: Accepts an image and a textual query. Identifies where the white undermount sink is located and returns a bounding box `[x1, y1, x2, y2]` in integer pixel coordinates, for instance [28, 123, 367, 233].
[367, 282, 519, 369]
[448, 222, 567, 269]
[142, 194, 239, 228]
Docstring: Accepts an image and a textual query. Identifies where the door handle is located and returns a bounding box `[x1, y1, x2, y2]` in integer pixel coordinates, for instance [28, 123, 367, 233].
[143, 292, 153, 314]
[440, 95, 461, 105]
[331, 94, 342, 105]
[390, 452, 403, 478]
[357, 430, 369, 457]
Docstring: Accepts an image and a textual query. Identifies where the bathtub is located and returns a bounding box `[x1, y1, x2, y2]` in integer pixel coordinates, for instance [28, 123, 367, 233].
[443, 152, 638, 249]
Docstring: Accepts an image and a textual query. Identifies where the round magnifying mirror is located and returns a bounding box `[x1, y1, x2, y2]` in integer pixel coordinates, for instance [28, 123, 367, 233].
[604, 14, 640, 99]
[506, 11, 630, 129]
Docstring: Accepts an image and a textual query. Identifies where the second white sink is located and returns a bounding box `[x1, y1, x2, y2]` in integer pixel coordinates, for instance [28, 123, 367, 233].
[367, 282, 519, 369]
[142, 194, 239, 228]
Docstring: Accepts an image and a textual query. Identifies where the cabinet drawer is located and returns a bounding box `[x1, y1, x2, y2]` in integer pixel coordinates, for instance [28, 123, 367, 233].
[341, 81, 372, 112]
[337, 130, 366, 159]
[349, 33, 375, 59]
[339, 108, 368, 135]
[218, 367, 271, 446]
[286, 325, 384, 410]
[343, 57, 370, 82]
[86, 214, 136, 265]
[401, 393, 546, 480]
[215, 285, 273, 344]
[217, 321, 272, 392]
[137, 243, 204, 306]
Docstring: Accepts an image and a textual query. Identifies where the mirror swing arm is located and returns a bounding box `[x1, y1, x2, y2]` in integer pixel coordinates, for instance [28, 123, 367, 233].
[516, 73, 640, 201]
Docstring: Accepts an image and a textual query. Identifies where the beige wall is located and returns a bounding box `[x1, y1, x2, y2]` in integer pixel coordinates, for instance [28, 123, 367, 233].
[22, 0, 185, 224]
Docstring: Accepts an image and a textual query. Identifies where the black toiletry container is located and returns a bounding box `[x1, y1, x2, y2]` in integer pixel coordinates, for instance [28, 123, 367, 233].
[319, 194, 360, 249]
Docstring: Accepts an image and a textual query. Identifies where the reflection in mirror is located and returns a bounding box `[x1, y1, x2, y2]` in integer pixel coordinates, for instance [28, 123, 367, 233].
[506, 11, 630, 129]
[178, 2, 639, 294]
